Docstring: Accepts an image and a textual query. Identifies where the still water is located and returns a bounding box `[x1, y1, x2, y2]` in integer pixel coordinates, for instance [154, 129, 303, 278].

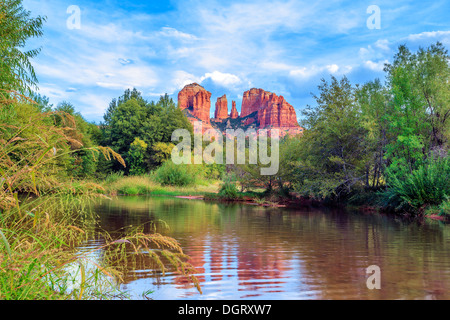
[79, 196, 450, 300]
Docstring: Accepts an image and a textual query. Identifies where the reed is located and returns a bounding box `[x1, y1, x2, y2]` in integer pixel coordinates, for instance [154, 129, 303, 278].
[0, 100, 201, 299]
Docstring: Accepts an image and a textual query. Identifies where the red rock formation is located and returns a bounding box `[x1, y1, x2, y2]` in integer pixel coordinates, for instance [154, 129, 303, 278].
[177, 84, 303, 136]
[214, 94, 228, 121]
[241, 88, 299, 129]
[178, 83, 211, 124]
[241, 88, 268, 118]
[257, 95, 299, 129]
[230, 101, 239, 119]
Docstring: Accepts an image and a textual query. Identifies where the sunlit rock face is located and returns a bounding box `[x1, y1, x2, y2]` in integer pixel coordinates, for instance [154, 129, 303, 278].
[230, 100, 239, 119]
[214, 94, 228, 121]
[178, 84, 303, 137]
[241, 88, 300, 129]
[178, 83, 212, 125]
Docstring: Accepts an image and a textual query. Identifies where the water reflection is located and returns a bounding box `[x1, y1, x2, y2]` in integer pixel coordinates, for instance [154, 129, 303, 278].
[80, 196, 450, 300]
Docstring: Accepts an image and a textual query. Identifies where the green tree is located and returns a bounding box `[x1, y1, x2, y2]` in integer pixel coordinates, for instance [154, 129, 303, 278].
[52, 101, 101, 178]
[128, 137, 148, 176]
[355, 78, 391, 189]
[383, 43, 450, 176]
[100, 90, 193, 173]
[151, 142, 175, 165]
[0, 0, 45, 96]
[296, 76, 369, 199]
[379, 43, 450, 213]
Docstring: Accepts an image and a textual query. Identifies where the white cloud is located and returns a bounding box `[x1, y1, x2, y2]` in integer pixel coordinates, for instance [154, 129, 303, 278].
[289, 66, 320, 78]
[172, 70, 200, 90]
[406, 30, 450, 41]
[200, 71, 241, 87]
[77, 93, 112, 117]
[118, 58, 133, 65]
[364, 60, 389, 72]
[260, 61, 294, 71]
[289, 63, 351, 79]
[147, 92, 170, 97]
[34, 51, 158, 91]
[158, 27, 198, 40]
[326, 64, 339, 74]
[374, 39, 391, 51]
[80, 23, 150, 43]
[359, 39, 392, 61]
[37, 84, 68, 100]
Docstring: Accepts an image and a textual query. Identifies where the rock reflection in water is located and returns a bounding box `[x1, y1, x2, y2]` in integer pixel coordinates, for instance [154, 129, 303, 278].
[79, 196, 450, 300]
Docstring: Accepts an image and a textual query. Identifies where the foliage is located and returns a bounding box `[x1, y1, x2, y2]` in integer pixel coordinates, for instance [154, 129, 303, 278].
[151, 141, 175, 166]
[383, 43, 450, 175]
[0, 1, 202, 300]
[127, 137, 148, 176]
[439, 197, 450, 216]
[294, 76, 370, 200]
[218, 179, 240, 200]
[153, 161, 197, 187]
[0, 0, 45, 96]
[100, 92, 193, 173]
[280, 43, 450, 214]
[381, 155, 450, 213]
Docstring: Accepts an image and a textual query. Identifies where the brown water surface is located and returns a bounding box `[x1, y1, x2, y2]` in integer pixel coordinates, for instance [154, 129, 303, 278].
[80, 196, 450, 300]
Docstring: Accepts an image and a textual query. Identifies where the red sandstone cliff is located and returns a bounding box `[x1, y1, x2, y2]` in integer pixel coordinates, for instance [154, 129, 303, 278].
[178, 83, 211, 124]
[214, 95, 228, 121]
[241, 88, 299, 129]
[230, 101, 239, 119]
[177, 84, 302, 136]
[257, 95, 299, 129]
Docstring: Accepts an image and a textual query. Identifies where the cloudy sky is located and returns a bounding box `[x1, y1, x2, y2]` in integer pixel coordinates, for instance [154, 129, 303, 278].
[23, 0, 450, 123]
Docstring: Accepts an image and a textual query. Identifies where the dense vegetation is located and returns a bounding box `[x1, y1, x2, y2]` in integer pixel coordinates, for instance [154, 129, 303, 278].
[0, 0, 449, 301]
[216, 43, 449, 217]
[287, 43, 450, 216]
[0, 0, 200, 300]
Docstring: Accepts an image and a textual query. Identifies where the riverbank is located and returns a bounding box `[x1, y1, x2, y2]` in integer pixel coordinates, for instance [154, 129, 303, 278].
[99, 175, 450, 222]
[102, 174, 221, 197]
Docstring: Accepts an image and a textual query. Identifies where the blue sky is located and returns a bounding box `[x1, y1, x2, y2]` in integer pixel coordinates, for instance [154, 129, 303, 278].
[23, 0, 450, 124]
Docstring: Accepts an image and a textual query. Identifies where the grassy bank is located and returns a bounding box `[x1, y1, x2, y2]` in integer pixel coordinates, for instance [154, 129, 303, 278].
[102, 174, 221, 196]
[102, 173, 450, 221]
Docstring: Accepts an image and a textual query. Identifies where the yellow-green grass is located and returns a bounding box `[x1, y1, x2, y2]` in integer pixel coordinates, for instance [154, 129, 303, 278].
[102, 175, 221, 197]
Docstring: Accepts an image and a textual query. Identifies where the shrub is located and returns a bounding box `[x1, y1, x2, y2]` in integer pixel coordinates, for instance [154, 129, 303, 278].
[218, 181, 239, 200]
[153, 161, 195, 187]
[381, 156, 450, 214]
[439, 197, 450, 216]
[104, 171, 125, 185]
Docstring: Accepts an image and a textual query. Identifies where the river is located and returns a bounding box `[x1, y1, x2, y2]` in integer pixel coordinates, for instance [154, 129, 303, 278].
[77, 195, 450, 300]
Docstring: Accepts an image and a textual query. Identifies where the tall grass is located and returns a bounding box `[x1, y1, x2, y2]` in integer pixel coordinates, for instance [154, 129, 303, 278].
[0, 100, 201, 299]
[103, 173, 220, 196]
[0, 195, 202, 299]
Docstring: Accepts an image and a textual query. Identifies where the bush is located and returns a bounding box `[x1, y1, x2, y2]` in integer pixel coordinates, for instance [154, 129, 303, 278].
[104, 171, 125, 185]
[153, 161, 196, 187]
[439, 197, 450, 216]
[382, 156, 450, 214]
[218, 181, 239, 200]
